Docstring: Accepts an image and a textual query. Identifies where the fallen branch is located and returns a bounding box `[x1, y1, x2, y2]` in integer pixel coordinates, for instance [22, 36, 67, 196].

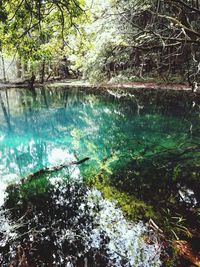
[26, 157, 90, 181]
[149, 218, 164, 234]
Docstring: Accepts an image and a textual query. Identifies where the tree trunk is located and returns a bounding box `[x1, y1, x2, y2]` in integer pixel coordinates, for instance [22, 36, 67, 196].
[16, 58, 22, 78]
[0, 92, 11, 131]
[22, 61, 28, 79]
[1, 53, 6, 82]
[40, 60, 46, 83]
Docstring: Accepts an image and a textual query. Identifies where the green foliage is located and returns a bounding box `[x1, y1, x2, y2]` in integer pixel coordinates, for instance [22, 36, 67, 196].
[20, 177, 51, 202]
[1, 0, 200, 83]
[80, 0, 200, 83]
[5, 177, 52, 210]
[162, 209, 193, 239]
[1, 0, 88, 68]
[93, 182, 157, 222]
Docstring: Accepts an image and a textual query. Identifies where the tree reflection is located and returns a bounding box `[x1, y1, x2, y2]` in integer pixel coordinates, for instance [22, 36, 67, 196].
[0, 92, 12, 131]
[0, 86, 200, 190]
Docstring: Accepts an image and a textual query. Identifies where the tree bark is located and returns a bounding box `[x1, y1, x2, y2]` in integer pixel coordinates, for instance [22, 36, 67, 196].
[16, 58, 22, 78]
[40, 60, 46, 83]
[1, 53, 6, 82]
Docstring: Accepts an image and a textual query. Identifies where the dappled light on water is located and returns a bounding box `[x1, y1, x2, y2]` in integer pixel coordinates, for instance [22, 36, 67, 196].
[0, 86, 200, 265]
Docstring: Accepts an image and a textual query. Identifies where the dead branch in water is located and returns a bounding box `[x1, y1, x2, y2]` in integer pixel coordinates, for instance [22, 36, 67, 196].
[25, 157, 90, 182]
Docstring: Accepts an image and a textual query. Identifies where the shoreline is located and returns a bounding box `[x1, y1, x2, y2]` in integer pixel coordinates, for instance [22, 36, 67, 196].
[0, 79, 195, 93]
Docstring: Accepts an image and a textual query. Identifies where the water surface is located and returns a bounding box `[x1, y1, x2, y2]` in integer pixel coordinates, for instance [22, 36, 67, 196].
[0, 87, 199, 177]
[1, 87, 199, 180]
[0, 86, 200, 265]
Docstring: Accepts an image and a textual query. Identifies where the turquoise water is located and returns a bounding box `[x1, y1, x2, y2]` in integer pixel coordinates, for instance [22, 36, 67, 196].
[0, 86, 200, 266]
[0, 87, 200, 185]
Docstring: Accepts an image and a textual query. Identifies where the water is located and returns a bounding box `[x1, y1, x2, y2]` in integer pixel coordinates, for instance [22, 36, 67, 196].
[0, 87, 199, 179]
[0, 86, 200, 266]
[0, 87, 200, 199]
[1, 87, 200, 202]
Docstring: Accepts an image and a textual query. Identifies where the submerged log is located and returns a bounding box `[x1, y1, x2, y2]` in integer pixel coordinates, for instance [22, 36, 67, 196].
[26, 157, 90, 181]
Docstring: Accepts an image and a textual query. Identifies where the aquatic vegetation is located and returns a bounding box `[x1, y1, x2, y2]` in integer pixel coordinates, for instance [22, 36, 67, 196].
[93, 182, 157, 221]
[1, 179, 162, 267]
[0, 87, 200, 265]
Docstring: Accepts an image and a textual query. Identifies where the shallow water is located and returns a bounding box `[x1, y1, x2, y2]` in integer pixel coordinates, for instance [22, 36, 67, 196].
[0, 86, 200, 266]
[0, 87, 199, 181]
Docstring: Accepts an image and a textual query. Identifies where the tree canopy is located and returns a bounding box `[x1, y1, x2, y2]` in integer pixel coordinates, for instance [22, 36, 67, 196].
[0, 0, 86, 60]
[1, 0, 200, 86]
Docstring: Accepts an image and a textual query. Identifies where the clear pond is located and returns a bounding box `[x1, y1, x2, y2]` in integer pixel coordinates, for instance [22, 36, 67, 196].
[0, 86, 200, 266]
[0, 87, 199, 181]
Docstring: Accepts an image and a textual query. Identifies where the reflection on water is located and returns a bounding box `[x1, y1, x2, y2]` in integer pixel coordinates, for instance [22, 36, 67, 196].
[0, 87, 199, 182]
[0, 180, 162, 266]
[0, 87, 199, 208]
[0, 86, 200, 266]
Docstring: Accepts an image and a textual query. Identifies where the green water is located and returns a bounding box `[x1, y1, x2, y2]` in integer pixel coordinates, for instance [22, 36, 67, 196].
[0, 87, 200, 202]
[1, 86, 200, 266]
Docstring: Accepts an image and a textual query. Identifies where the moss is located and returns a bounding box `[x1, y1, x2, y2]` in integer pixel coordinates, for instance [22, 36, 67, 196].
[93, 181, 159, 222]
[5, 176, 52, 211]
[20, 176, 51, 203]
